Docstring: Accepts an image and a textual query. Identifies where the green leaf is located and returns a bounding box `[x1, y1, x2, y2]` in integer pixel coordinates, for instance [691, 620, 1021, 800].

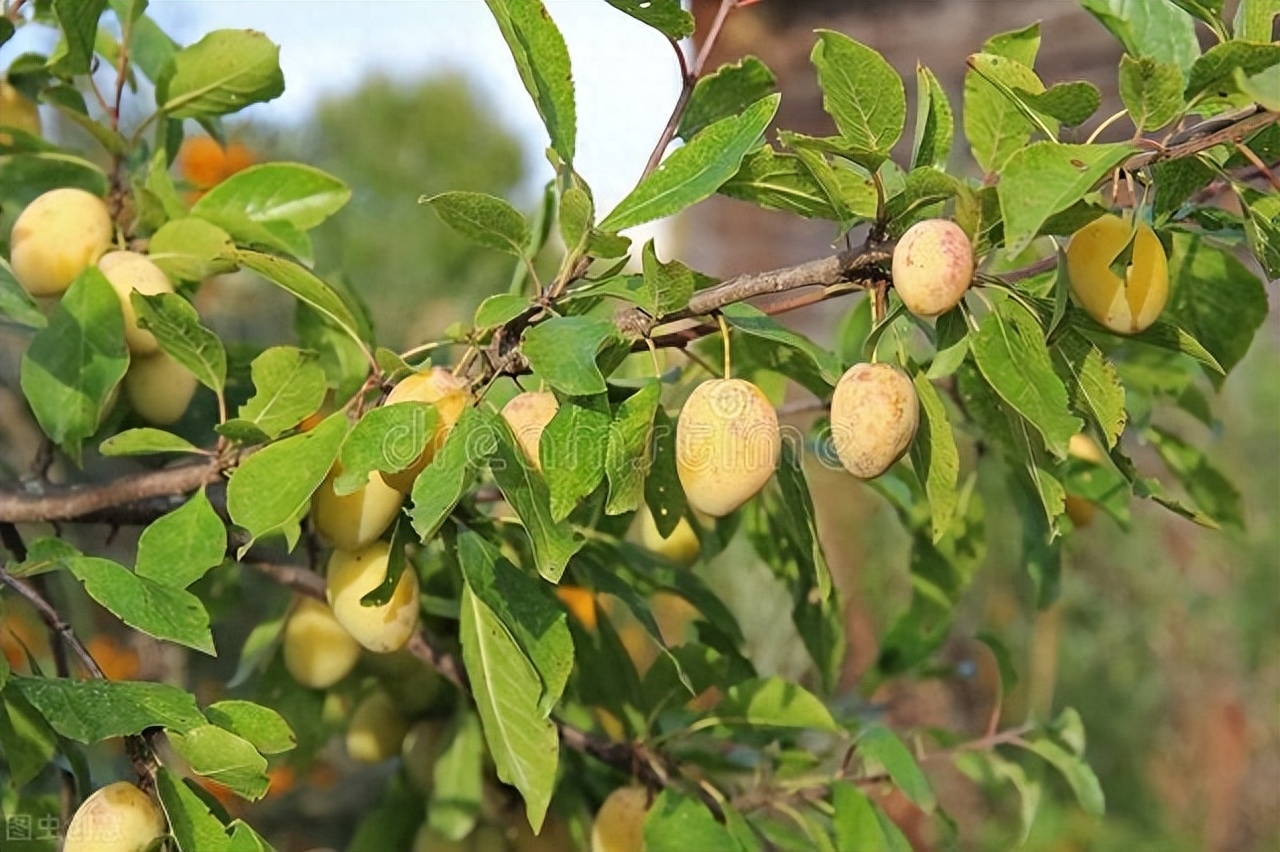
[1019, 737, 1105, 816]
[1120, 55, 1186, 131]
[720, 677, 837, 730]
[644, 407, 687, 539]
[605, 382, 661, 515]
[485, 0, 576, 163]
[0, 685, 58, 787]
[168, 724, 270, 801]
[963, 52, 1045, 173]
[236, 250, 363, 349]
[1234, 0, 1280, 40]
[458, 583, 558, 832]
[645, 790, 745, 852]
[540, 395, 610, 521]
[1081, 0, 1201, 73]
[1146, 426, 1242, 528]
[972, 301, 1082, 458]
[155, 768, 232, 852]
[1185, 40, 1280, 100]
[426, 712, 485, 840]
[858, 725, 937, 812]
[678, 57, 777, 141]
[132, 292, 227, 393]
[998, 142, 1135, 254]
[65, 556, 214, 653]
[204, 700, 296, 755]
[51, 0, 107, 75]
[192, 162, 350, 232]
[135, 489, 226, 589]
[640, 240, 696, 317]
[0, 153, 109, 204]
[833, 782, 913, 852]
[1017, 81, 1102, 127]
[912, 65, 954, 171]
[226, 410, 349, 552]
[558, 185, 593, 257]
[1050, 330, 1127, 449]
[1235, 64, 1280, 111]
[603, 0, 693, 39]
[199, 208, 311, 260]
[1237, 186, 1280, 278]
[457, 533, 573, 714]
[100, 427, 203, 456]
[10, 676, 205, 742]
[722, 302, 843, 386]
[147, 218, 238, 282]
[157, 29, 285, 119]
[774, 443, 833, 601]
[1166, 232, 1269, 382]
[226, 821, 270, 852]
[223, 346, 327, 441]
[474, 293, 531, 329]
[719, 146, 839, 219]
[0, 259, 47, 329]
[910, 373, 960, 542]
[522, 316, 618, 396]
[600, 94, 780, 232]
[810, 30, 905, 169]
[19, 269, 128, 463]
[410, 408, 497, 541]
[421, 191, 530, 256]
[335, 403, 438, 495]
[488, 410, 584, 583]
[984, 21, 1042, 66]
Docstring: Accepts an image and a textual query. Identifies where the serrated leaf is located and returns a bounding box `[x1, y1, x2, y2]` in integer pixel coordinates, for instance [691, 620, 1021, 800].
[10, 676, 205, 742]
[1050, 330, 1127, 448]
[51, 0, 107, 75]
[640, 240, 696, 318]
[1120, 55, 1186, 131]
[1081, 0, 1201, 73]
[998, 142, 1135, 254]
[169, 724, 270, 801]
[135, 489, 226, 589]
[193, 162, 350, 231]
[858, 725, 937, 811]
[600, 94, 779, 232]
[912, 65, 954, 171]
[226, 346, 327, 441]
[604, 382, 661, 515]
[474, 293, 530, 329]
[459, 584, 558, 832]
[1016, 81, 1101, 126]
[521, 316, 618, 396]
[722, 302, 843, 387]
[19, 269, 128, 463]
[485, 0, 576, 163]
[810, 30, 905, 169]
[410, 408, 496, 541]
[1237, 186, 1280, 278]
[719, 146, 839, 219]
[132, 292, 227, 393]
[65, 556, 214, 653]
[100, 428, 203, 456]
[603, 0, 693, 39]
[645, 790, 744, 852]
[1185, 40, 1280, 99]
[677, 57, 777, 141]
[205, 700, 295, 755]
[540, 395, 610, 521]
[964, 52, 1045, 173]
[910, 373, 959, 542]
[335, 403, 438, 495]
[158, 29, 284, 119]
[226, 410, 349, 552]
[422, 191, 530, 256]
[155, 768, 232, 852]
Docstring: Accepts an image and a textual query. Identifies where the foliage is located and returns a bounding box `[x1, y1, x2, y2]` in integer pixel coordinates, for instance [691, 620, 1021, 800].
[0, 0, 1276, 850]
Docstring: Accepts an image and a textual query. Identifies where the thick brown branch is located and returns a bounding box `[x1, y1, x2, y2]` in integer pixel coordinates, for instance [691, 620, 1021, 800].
[0, 460, 226, 524]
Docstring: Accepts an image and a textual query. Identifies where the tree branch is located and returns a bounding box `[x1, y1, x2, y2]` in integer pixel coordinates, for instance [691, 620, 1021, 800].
[0, 460, 227, 524]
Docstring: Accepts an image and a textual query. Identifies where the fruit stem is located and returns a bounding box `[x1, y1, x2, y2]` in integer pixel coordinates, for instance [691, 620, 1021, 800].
[715, 312, 732, 378]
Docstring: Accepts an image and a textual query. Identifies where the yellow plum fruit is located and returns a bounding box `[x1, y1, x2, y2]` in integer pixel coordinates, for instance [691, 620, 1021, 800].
[346, 690, 410, 763]
[830, 362, 919, 479]
[401, 718, 446, 792]
[8, 187, 113, 297]
[556, 586, 599, 630]
[0, 80, 41, 143]
[124, 351, 198, 426]
[312, 465, 404, 552]
[381, 366, 472, 492]
[651, 591, 699, 648]
[97, 250, 175, 354]
[500, 391, 559, 471]
[326, 541, 420, 652]
[1068, 433, 1106, 465]
[676, 379, 780, 517]
[590, 787, 649, 852]
[282, 597, 360, 689]
[891, 219, 974, 318]
[63, 781, 166, 852]
[1066, 213, 1168, 334]
[638, 506, 700, 567]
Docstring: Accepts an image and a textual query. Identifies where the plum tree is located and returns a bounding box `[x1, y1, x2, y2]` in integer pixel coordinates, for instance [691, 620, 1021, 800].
[1066, 213, 1169, 334]
[326, 540, 420, 652]
[122, 351, 198, 426]
[8, 187, 113, 297]
[312, 465, 405, 551]
[590, 786, 648, 852]
[96, 251, 176, 354]
[500, 390, 559, 471]
[282, 597, 360, 689]
[675, 379, 780, 517]
[890, 219, 974, 318]
[830, 362, 919, 479]
[346, 689, 410, 763]
[381, 366, 472, 491]
[0, 79, 41, 143]
[62, 781, 167, 852]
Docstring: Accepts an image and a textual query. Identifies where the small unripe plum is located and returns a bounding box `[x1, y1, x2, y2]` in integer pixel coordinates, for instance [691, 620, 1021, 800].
[401, 718, 446, 792]
[830, 362, 919, 479]
[346, 690, 410, 763]
[891, 219, 974, 318]
[8, 188, 113, 297]
[638, 507, 700, 567]
[1066, 213, 1168, 335]
[97, 250, 175, 354]
[282, 597, 360, 689]
[676, 379, 780, 517]
[500, 391, 559, 471]
[326, 541, 420, 653]
[0, 80, 41, 143]
[590, 787, 649, 852]
[63, 781, 166, 852]
[312, 465, 404, 552]
[124, 351, 198, 426]
[381, 367, 472, 492]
